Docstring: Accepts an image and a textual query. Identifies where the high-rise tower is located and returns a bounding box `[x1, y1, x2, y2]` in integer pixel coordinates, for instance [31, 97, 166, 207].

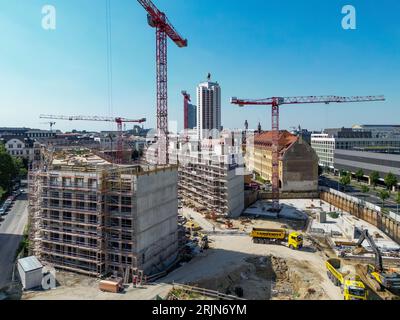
[197, 74, 221, 139]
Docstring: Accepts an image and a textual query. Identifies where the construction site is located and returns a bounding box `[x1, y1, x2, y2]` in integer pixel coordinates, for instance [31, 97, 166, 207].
[1, 0, 397, 303]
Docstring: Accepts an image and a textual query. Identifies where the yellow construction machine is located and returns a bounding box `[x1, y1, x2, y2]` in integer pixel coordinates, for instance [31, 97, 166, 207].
[354, 230, 400, 293]
[326, 258, 367, 300]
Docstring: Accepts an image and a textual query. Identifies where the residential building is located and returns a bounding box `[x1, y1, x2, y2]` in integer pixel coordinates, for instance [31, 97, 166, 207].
[197, 76, 221, 139]
[28, 149, 179, 277]
[246, 131, 319, 192]
[1, 135, 41, 162]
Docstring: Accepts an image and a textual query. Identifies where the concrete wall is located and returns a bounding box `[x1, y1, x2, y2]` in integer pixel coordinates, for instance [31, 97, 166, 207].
[320, 188, 400, 245]
[135, 168, 179, 275]
[258, 191, 320, 200]
[281, 138, 319, 192]
[17, 265, 43, 290]
[226, 169, 245, 218]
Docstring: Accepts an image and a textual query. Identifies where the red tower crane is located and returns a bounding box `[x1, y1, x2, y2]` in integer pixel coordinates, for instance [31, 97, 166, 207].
[181, 90, 191, 130]
[40, 114, 146, 163]
[231, 95, 386, 212]
[137, 0, 188, 165]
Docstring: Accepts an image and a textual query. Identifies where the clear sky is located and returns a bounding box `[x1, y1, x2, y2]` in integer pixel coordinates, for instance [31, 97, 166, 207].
[0, 0, 399, 133]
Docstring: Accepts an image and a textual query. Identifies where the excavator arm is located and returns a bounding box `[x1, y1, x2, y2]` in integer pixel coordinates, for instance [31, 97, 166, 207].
[356, 230, 383, 273]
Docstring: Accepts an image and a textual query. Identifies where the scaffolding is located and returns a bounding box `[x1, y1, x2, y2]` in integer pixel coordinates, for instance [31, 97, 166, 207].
[27, 149, 175, 279]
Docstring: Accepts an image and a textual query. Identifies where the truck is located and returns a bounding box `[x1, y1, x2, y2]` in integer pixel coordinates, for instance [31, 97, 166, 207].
[326, 258, 367, 300]
[250, 228, 303, 250]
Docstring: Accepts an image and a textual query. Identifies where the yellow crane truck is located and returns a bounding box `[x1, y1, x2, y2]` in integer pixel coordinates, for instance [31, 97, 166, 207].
[250, 228, 303, 250]
[326, 258, 367, 300]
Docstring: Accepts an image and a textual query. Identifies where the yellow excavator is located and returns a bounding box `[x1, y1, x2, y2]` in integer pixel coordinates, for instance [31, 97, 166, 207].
[355, 230, 400, 293]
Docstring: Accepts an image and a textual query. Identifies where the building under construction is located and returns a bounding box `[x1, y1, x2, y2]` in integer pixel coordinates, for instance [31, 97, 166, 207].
[28, 149, 179, 277]
[170, 134, 245, 217]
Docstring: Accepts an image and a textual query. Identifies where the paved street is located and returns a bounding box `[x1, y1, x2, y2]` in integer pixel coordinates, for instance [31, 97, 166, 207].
[0, 195, 28, 289]
[320, 174, 399, 213]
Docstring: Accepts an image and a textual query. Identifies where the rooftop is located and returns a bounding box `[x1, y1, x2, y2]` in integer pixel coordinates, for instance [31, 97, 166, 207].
[254, 130, 298, 152]
[18, 256, 43, 272]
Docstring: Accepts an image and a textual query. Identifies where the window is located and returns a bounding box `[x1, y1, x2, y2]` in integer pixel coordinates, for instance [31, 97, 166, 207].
[76, 193, 85, 200]
[75, 178, 84, 187]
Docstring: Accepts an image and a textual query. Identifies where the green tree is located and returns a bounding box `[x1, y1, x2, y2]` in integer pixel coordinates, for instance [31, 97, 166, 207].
[340, 173, 351, 192]
[396, 193, 400, 214]
[361, 185, 370, 197]
[384, 172, 398, 192]
[13, 157, 28, 178]
[355, 169, 364, 182]
[369, 171, 380, 189]
[0, 144, 18, 191]
[0, 186, 6, 201]
[378, 190, 390, 209]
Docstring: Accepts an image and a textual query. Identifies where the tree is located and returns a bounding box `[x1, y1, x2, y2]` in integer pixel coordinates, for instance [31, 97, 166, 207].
[384, 172, 398, 192]
[0, 144, 18, 191]
[0, 186, 6, 201]
[340, 173, 351, 192]
[369, 171, 380, 189]
[378, 190, 390, 209]
[361, 185, 370, 196]
[13, 157, 28, 178]
[396, 193, 400, 214]
[355, 169, 364, 182]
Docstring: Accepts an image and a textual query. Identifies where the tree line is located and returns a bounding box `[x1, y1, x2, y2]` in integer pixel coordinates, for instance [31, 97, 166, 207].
[0, 143, 28, 201]
[338, 169, 400, 211]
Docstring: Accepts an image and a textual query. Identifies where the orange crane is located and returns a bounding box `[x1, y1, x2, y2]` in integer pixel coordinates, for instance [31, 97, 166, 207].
[231, 95, 386, 212]
[137, 0, 188, 165]
[39, 114, 146, 163]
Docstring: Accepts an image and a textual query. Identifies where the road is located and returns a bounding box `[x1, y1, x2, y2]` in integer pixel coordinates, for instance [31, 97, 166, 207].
[319, 175, 399, 213]
[0, 194, 29, 289]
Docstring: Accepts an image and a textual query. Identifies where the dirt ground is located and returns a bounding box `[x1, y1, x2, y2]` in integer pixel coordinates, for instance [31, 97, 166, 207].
[22, 271, 172, 300]
[161, 235, 342, 300]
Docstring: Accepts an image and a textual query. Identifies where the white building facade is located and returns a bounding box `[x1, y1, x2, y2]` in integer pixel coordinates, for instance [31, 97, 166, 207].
[311, 133, 400, 169]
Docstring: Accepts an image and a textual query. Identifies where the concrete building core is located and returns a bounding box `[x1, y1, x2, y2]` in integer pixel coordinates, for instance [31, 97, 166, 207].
[28, 149, 179, 277]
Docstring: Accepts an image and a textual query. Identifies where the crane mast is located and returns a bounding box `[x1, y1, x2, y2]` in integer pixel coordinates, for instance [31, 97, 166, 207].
[231, 95, 385, 212]
[137, 0, 187, 165]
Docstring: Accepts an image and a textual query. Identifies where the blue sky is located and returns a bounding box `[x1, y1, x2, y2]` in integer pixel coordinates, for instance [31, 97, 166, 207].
[0, 0, 399, 132]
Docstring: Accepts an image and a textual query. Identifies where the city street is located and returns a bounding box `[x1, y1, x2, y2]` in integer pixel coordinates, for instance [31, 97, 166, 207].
[319, 174, 399, 213]
[0, 194, 28, 289]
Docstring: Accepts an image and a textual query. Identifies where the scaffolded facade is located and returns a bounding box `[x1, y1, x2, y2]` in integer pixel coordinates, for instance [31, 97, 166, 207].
[28, 150, 178, 277]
